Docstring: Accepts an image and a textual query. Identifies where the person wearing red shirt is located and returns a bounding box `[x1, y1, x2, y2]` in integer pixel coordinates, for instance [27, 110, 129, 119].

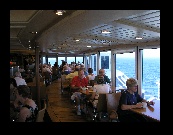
[71, 70, 88, 115]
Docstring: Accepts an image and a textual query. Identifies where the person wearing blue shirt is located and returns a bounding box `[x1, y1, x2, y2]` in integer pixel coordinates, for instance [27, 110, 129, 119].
[117, 78, 155, 122]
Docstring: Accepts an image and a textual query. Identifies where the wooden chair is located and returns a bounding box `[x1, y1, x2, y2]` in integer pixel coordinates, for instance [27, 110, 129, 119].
[106, 92, 121, 122]
[36, 102, 47, 122]
[96, 94, 107, 121]
[61, 75, 71, 95]
[89, 80, 94, 87]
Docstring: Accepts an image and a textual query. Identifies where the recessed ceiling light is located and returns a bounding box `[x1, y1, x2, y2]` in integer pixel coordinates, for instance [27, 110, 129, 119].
[135, 37, 143, 39]
[87, 46, 91, 47]
[30, 31, 37, 34]
[55, 10, 66, 15]
[101, 30, 111, 34]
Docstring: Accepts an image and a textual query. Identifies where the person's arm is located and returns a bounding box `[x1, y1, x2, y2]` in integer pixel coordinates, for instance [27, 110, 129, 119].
[71, 85, 81, 91]
[105, 75, 111, 84]
[120, 92, 143, 110]
[22, 79, 27, 85]
[141, 99, 155, 106]
[18, 107, 29, 122]
[141, 99, 147, 102]
[121, 103, 143, 110]
[90, 92, 96, 101]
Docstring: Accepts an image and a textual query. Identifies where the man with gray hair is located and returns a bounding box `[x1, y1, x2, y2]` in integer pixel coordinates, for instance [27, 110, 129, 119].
[14, 71, 27, 86]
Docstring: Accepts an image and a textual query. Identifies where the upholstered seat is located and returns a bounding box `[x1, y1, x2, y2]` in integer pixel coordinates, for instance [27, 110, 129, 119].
[61, 75, 71, 95]
[106, 92, 121, 122]
[88, 84, 110, 121]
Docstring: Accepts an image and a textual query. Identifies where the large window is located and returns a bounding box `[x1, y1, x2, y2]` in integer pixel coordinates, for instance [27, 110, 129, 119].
[58, 57, 65, 66]
[76, 57, 83, 64]
[67, 57, 75, 64]
[100, 51, 111, 79]
[142, 48, 160, 100]
[91, 54, 97, 75]
[48, 57, 56, 67]
[43, 57, 46, 64]
[116, 52, 135, 89]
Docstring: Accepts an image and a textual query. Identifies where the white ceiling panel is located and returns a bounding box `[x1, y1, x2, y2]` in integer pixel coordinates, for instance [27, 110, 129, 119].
[10, 10, 160, 55]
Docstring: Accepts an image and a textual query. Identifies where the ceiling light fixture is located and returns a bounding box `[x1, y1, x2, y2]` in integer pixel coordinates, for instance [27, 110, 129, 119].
[55, 10, 66, 15]
[135, 37, 143, 39]
[30, 31, 37, 34]
[101, 30, 111, 34]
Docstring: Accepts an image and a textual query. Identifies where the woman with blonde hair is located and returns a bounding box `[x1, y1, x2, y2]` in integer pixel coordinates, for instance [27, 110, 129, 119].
[117, 78, 155, 122]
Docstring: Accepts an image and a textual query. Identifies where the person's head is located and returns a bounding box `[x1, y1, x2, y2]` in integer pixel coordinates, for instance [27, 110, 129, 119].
[17, 85, 31, 101]
[80, 65, 85, 71]
[99, 69, 105, 76]
[126, 78, 138, 92]
[15, 71, 22, 77]
[88, 68, 93, 74]
[78, 70, 85, 79]
[75, 66, 80, 71]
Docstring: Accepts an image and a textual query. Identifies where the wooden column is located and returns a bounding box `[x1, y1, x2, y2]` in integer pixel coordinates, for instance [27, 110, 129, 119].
[35, 43, 41, 110]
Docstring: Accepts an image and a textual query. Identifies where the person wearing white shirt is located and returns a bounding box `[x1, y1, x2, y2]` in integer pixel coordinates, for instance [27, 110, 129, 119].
[90, 84, 110, 107]
[14, 72, 27, 86]
[86, 68, 95, 86]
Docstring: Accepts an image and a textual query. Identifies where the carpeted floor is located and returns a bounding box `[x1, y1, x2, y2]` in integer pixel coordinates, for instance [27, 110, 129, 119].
[46, 79, 90, 122]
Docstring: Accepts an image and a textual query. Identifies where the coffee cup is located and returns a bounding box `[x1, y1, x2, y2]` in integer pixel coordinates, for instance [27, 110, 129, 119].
[142, 102, 147, 108]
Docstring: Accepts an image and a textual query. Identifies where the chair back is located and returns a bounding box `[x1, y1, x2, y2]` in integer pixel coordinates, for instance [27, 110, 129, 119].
[94, 84, 110, 94]
[61, 75, 72, 95]
[106, 92, 121, 114]
[97, 94, 107, 112]
[36, 102, 46, 122]
[89, 80, 94, 87]
[61, 75, 69, 87]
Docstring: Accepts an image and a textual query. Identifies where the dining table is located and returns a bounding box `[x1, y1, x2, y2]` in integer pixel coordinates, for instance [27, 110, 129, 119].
[130, 99, 160, 122]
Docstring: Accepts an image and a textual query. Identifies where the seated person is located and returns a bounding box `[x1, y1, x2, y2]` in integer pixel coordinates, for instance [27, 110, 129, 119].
[12, 85, 38, 122]
[86, 68, 95, 86]
[94, 69, 111, 85]
[80, 65, 88, 76]
[117, 78, 155, 122]
[14, 71, 27, 86]
[61, 65, 71, 75]
[10, 78, 18, 101]
[70, 70, 88, 115]
[19, 65, 25, 73]
[66, 65, 80, 79]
